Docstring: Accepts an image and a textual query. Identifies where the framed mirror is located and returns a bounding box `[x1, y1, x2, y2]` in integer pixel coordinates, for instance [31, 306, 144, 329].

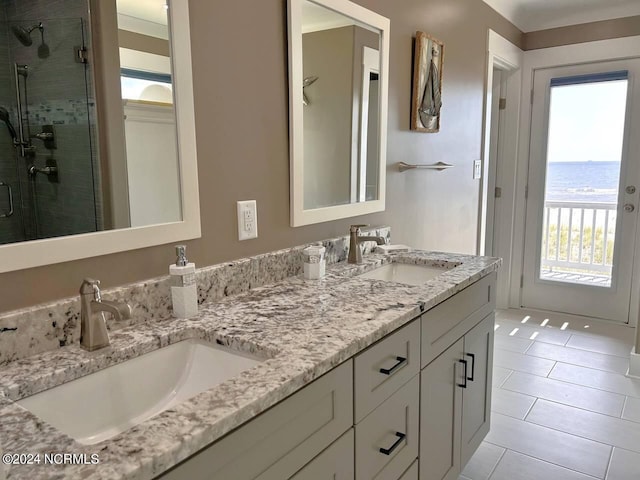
[287, 0, 389, 227]
[0, 0, 200, 272]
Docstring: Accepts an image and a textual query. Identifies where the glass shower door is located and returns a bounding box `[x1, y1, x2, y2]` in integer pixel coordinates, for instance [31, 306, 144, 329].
[0, 16, 99, 244]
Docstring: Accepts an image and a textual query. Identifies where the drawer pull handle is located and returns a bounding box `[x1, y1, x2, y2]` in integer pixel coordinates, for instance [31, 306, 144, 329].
[379, 356, 407, 375]
[379, 432, 406, 455]
[466, 353, 476, 381]
[458, 359, 468, 388]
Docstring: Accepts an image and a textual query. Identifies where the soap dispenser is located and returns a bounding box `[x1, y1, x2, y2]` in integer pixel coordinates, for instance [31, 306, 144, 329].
[170, 245, 198, 318]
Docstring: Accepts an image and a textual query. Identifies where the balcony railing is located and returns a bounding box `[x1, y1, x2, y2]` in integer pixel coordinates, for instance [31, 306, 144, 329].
[540, 201, 617, 285]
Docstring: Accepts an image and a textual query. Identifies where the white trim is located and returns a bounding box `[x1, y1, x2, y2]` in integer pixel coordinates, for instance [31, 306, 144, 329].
[511, 35, 640, 325]
[479, 30, 523, 309]
[358, 46, 379, 203]
[0, 0, 201, 273]
[288, 0, 389, 227]
[629, 348, 640, 378]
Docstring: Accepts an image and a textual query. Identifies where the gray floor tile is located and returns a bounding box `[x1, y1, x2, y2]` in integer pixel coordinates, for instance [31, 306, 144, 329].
[494, 318, 572, 346]
[494, 348, 556, 377]
[526, 400, 640, 454]
[485, 413, 611, 478]
[565, 334, 633, 358]
[503, 371, 625, 417]
[550, 363, 640, 398]
[493, 366, 513, 388]
[490, 449, 599, 480]
[526, 342, 630, 375]
[460, 442, 505, 480]
[491, 388, 536, 419]
[606, 448, 640, 480]
[494, 334, 533, 354]
[622, 396, 640, 423]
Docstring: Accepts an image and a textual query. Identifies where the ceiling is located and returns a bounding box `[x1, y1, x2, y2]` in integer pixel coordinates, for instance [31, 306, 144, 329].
[117, 0, 168, 26]
[116, 0, 169, 38]
[482, 0, 640, 32]
[301, 1, 355, 33]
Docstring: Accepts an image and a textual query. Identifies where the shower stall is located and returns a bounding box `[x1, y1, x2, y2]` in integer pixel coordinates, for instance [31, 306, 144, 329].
[0, 0, 100, 245]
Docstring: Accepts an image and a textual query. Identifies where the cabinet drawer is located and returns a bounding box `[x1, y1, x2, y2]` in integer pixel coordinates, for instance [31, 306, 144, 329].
[354, 319, 420, 422]
[421, 273, 496, 367]
[291, 429, 354, 480]
[399, 460, 419, 480]
[159, 360, 353, 480]
[355, 375, 419, 480]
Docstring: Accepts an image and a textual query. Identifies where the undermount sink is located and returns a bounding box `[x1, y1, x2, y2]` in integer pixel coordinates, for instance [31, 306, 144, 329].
[18, 339, 263, 445]
[358, 262, 447, 286]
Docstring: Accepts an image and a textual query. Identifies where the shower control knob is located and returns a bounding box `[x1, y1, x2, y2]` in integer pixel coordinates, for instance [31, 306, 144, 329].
[624, 204, 635, 213]
[626, 186, 636, 195]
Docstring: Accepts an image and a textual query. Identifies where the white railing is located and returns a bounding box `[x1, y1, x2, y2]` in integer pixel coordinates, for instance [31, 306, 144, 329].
[541, 201, 617, 276]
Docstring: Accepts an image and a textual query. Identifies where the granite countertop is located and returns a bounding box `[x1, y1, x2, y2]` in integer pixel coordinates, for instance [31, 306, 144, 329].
[0, 251, 500, 480]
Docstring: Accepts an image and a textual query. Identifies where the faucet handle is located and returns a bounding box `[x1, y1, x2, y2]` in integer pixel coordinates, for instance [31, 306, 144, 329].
[79, 278, 101, 301]
[350, 224, 368, 233]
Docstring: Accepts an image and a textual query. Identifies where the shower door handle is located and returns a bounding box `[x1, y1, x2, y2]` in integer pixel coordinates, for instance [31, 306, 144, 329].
[0, 182, 14, 218]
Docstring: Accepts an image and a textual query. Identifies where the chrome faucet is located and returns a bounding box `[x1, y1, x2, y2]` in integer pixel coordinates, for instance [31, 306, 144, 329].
[348, 225, 387, 264]
[79, 278, 131, 351]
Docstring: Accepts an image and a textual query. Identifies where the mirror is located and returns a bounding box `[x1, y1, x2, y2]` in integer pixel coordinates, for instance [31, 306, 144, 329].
[0, 0, 200, 272]
[288, 0, 389, 226]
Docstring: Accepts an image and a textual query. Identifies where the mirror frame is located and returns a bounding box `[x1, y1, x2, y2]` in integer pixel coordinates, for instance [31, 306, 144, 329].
[0, 0, 200, 273]
[287, 0, 389, 227]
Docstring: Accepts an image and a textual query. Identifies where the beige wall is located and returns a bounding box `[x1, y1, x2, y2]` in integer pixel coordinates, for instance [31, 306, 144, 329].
[524, 16, 640, 50]
[0, 0, 522, 313]
[303, 27, 354, 209]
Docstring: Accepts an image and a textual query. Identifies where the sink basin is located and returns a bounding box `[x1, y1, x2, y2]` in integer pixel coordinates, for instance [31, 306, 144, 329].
[18, 339, 263, 445]
[358, 263, 447, 286]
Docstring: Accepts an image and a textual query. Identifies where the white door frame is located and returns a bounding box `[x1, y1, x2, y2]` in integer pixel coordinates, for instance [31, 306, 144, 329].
[511, 35, 640, 330]
[478, 30, 523, 309]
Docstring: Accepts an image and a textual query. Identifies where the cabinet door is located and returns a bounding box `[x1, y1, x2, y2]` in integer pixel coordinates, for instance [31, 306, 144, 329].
[461, 313, 494, 467]
[291, 429, 354, 480]
[419, 338, 464, 480]
[399, 460, 418, 480]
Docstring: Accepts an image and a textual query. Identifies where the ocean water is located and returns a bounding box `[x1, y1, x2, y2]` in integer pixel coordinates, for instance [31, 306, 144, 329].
[545, 161, 620, 203]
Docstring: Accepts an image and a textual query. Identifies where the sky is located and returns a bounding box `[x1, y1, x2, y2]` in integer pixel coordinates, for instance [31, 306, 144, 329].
[547, 79, 628, 163]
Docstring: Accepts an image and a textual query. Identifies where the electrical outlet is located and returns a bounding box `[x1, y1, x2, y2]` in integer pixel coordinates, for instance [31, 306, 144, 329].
[473, 160, 482, 180]
[237, 200, 258, 241]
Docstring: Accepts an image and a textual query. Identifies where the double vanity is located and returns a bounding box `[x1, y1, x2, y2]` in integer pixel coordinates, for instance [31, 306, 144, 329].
[0, 247, 499, 480]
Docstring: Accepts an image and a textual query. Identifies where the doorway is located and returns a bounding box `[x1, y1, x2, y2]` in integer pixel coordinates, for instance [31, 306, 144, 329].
[521, 59, 640, 323]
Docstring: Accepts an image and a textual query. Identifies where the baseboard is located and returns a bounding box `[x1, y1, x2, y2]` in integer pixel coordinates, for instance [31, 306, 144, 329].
[628, 348, 640, 378]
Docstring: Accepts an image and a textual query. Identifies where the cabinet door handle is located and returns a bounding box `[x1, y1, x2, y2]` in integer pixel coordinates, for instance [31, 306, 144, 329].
[458, 359, 468, 388]
[466, 353, 476, 381]
[379, 356, 407, 375]
[379, 432, 406, 455]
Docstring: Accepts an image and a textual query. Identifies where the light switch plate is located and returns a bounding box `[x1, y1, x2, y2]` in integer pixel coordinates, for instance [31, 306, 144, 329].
[237, 200, 258, 241]
[473, 160, 482, 180]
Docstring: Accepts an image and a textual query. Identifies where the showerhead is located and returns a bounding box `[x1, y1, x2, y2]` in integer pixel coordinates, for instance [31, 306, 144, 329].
[11, 22, 43, 47]
[0, 106, 18, 144]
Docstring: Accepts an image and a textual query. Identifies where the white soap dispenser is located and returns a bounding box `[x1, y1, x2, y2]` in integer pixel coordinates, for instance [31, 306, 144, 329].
[170, 245, 198, 318]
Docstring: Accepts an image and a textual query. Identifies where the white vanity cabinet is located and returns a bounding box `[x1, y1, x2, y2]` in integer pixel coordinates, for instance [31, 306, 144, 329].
[419, 273, 496, 480]
[290, 429, 355, 479]
[158, 273, 496, 480]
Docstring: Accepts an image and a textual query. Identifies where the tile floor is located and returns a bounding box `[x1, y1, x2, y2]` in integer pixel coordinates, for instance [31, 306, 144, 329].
[459, 309, 640, 480]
